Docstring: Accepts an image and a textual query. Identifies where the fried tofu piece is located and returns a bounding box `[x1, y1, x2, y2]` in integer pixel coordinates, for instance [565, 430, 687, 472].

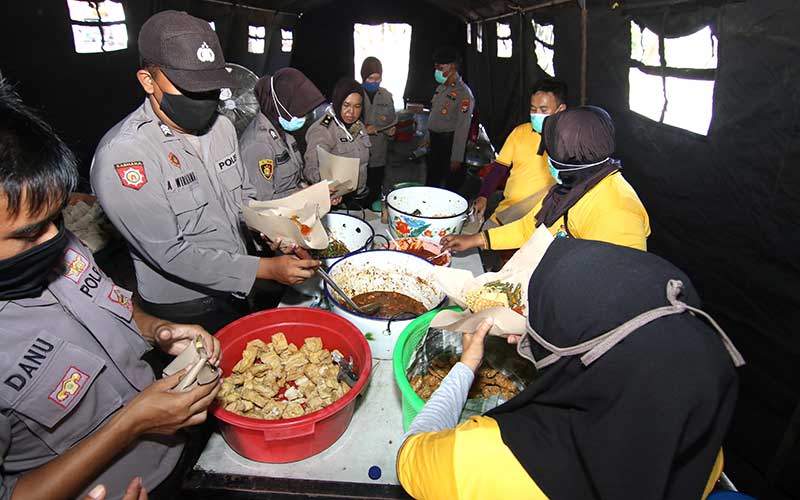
[303, 337, 323, 353]
[262, 400, 287, 420]
[283, 402, 304, 419]
[271, 332, 289, 353]
[259, 351, 283, 372]
[248, 363, 271, 376]
[284, 352, 309, 381]
[242, 389, 269, 408]
[246, 339, 270, 353]
[232, 348, 257, 373]
[308, 348, 332, 365]
[284, 386, 303, 401]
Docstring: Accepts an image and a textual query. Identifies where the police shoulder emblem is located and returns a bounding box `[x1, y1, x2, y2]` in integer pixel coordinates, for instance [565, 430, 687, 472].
[258, 159, 274, 180]
[269, 129, 279, 140]
[114, 162, 147, 190]
[321, 115, 333, 128]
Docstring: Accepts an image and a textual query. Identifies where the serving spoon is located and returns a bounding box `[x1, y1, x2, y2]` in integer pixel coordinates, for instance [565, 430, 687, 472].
[315, 267, 382, 316]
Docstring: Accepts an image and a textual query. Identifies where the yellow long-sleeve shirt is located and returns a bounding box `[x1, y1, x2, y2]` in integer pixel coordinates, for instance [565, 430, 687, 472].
[492, 123, 554, 220]
[487, 171, 651, 251]
[397, 416, 724, 500]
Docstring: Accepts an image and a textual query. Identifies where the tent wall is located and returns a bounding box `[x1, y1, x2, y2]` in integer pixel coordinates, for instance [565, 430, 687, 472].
[465, 2, 800, 497]
[0, 1, 297, 178]
[290, 0, 464, 102]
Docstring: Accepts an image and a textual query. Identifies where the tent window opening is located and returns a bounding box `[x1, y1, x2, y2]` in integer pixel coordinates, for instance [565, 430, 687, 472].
[281, 29, 293, 53]
[66, 0, 127, 54]
[532, 18, 555, 76]
[248, 25, 266, 54]
[476, 23, 483, 53]
[629, 21, 718, 135]
[353, 23, 412, 110]
[208, 21, 216, 31]
[497, 22, 512, 58]
[467, 23, 472, 45]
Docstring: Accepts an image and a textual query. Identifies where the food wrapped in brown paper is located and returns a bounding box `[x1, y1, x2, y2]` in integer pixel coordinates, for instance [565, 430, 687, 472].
[430, 225, 554, 336]
[243, 182, 332, 250]
[318, 146, 360, 198]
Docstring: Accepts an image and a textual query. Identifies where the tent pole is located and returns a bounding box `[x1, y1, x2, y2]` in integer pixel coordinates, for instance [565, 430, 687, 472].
[580, 6, 588, 105]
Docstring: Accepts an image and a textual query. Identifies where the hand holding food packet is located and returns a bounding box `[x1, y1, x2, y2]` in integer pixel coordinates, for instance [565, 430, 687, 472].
[318, 146, 359, 198]
[243, 182, 332, 250]
[163, 336, 220, 392]
[430, 225, 554, 336]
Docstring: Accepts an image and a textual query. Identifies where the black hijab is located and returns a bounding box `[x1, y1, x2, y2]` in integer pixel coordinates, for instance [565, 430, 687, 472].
[254, 68, 324, 137]
[488, 238, 741, 500]
[536, 106, 621, 227]
[330, 77, 365, 125]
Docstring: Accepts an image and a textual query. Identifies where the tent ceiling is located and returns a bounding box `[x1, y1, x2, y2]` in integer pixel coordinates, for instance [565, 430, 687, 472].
[212, 0, 582, 21]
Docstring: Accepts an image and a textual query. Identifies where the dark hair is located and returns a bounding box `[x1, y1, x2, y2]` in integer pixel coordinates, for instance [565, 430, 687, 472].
[0, 79, 78, 217]
[532, 78, 568, 106]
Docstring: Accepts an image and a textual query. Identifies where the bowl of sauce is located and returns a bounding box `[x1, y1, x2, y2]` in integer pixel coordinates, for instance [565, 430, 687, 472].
[323, 250, 447, 359]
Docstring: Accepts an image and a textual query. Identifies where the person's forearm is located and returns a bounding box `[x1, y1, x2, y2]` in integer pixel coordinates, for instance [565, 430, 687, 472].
[132, 299, 170, 344]
[401, 362, 474, 445]
[11, 410, 136, 500]
[256, 257, 277, 281]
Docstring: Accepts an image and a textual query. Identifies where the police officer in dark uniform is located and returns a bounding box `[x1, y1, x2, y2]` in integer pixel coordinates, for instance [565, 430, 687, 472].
[91, 11, 319, 333]
[424, 46, 475, 192]
[0, 79, 220, 500]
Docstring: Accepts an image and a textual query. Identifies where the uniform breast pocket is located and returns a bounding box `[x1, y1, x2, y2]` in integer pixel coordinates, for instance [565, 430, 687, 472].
[10, 341, 120, 454]
[168, 187, 208, 233]
[218, 166, 243, 192]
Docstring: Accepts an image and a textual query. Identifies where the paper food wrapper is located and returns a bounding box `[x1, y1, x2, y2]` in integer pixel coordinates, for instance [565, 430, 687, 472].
[163, 336, 220, 392]
[244, 182, 332, 250]
[430, 225, 554, 336]
[318, 146, 359, 197]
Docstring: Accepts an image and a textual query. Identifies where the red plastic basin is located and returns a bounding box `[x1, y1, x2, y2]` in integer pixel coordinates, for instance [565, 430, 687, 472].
[211, 307, 372, 463]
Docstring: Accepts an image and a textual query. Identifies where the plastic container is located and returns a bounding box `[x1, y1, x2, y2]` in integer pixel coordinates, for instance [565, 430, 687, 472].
[392, 306, 461, 431]
[211, 308, 373, 463]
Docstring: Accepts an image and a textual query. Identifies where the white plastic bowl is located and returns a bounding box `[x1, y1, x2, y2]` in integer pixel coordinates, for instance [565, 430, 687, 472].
[386, 186, 469, 243]
[324, 250, 447, 359]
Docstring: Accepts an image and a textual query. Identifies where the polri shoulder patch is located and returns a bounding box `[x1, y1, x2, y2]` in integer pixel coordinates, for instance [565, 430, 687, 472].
[114, 162, 148, 190]
[259, 159, 274, 180]
[321, 115, 333, 128]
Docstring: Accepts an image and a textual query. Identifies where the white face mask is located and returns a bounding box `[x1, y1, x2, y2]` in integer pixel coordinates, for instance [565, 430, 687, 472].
[518, 280, 745, 370]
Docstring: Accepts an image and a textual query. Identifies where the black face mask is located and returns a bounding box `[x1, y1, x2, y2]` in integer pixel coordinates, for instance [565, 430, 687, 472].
[0, 219, 68, 301]
[159, 92, 219, 133]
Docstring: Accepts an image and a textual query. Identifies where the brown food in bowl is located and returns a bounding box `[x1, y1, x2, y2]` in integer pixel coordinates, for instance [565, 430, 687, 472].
[409, 356, 519, 401]
[347, 291, 428, 318]
[217, 333, 351, 420]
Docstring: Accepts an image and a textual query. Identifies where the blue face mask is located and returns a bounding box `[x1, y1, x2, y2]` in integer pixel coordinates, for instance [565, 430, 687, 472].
[530, 113, 548, 134]
[278, 115, 306, 132]
[271, 76, 306, 132]
[434, 69, 447, 84]
[363, 81, 380, 93]
[548, 159, 563, 185]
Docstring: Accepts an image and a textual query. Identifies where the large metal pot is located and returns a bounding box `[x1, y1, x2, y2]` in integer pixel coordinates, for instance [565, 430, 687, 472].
[324, 250, 447, 360]
[292, 212, 374, 297]
[386, 186, 469, 243]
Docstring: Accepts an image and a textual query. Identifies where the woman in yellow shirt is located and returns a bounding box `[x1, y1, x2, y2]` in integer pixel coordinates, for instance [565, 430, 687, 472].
[442, 106, 650, 253]
[397, 238, 744, 500]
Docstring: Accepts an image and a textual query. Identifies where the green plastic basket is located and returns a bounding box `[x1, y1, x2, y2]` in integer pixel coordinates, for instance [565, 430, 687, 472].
[393, 306, 462, 431]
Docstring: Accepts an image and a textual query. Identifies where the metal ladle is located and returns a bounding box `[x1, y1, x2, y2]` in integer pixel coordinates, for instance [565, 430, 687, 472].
[316, 267, 381, 316]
